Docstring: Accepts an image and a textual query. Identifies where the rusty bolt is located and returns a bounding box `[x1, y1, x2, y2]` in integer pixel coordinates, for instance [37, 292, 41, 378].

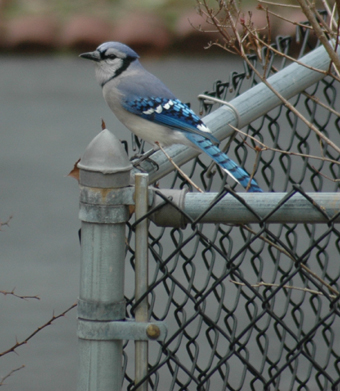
[146, 324, 160, 339]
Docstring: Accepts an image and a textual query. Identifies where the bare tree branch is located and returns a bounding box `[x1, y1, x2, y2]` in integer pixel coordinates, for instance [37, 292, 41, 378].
[228, 123, 340, 167]
[242, 225, 339, 297]
[0, 365, 25, 387]
[0, 215, 13, 230]
[155, 142, 204, 193]
[257, 5, 314, 30]
[231, 280, 338, 298]
[244, 24, 335, 78]
[0, 289, 40, 301]
[0, 303, 77, 357]
[296, 0, 340, 75]
[258, 1, 301, 8]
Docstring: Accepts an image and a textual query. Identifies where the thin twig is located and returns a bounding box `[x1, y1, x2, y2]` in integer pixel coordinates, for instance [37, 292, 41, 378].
[258, 6, 314, 30]
[270, 64, 340, 116]
[230, 280, 338, 298]
[327, 0, 337, 29]
[326, 0, 338, 30]
[199, 0, 340, 154]
[248, 146, 262, 187]
[155, 142, 204, 193]
[197, 0, 340, 298]
[309, 0, 335, 37]
[221, 44, 339, 155]
[258, 1, 301, 8]
[0, 303, 77, 357]
[242, 225, 339, 297]
[228, 124, 340, 167]
[312, 168, 340, 182]
[262, 7, 271, 78]
[0, 365, 25, 386]
[241, 52, 340, 154]
[0, 289, 40, 301]
[300, 91, 340, 118]
[0, 215, 13, 230]
[296, 0, 340, 76]
[244, 25, 335, 79]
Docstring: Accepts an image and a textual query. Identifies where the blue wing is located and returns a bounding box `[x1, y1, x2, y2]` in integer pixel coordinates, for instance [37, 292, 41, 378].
[123, 97, 219, 144]
[124, 96, 262, 192]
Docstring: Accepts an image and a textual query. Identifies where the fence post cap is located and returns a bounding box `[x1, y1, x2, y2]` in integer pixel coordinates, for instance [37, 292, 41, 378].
[78, 128, 132, 188]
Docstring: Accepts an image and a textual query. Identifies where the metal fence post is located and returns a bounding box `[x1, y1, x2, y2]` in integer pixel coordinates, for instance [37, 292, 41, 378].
[76, 128, 132, 391]
[134, 173, 149, 391]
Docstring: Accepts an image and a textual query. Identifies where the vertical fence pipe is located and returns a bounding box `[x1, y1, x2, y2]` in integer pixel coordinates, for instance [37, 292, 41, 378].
[77, 129, 132, 391]
[134, 173, 149, 391]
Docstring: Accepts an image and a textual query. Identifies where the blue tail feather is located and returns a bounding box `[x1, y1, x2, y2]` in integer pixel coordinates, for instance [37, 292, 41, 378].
[186, 133, 262, 192]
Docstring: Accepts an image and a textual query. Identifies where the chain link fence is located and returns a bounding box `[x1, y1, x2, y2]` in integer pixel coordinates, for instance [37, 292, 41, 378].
[122, 29, 340, 391]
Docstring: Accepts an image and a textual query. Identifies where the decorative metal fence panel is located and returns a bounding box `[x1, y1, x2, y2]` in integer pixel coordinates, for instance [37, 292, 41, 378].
[122, 33, 340, 391]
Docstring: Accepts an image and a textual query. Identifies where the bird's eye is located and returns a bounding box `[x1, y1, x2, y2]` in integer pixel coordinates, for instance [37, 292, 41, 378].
[107, 54, 117, 60]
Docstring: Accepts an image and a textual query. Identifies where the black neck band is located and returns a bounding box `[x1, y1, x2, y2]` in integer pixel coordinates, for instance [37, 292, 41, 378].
[101, 57, 137, 88]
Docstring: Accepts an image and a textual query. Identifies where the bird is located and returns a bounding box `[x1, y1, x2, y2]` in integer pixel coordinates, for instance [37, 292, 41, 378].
[79, 42, 262, 192]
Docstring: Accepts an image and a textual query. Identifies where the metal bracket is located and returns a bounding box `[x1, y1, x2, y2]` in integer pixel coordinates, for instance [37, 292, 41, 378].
[77, 318, 167, 341]
[77, 298, 126, 321]
[79, 186, 154, 206]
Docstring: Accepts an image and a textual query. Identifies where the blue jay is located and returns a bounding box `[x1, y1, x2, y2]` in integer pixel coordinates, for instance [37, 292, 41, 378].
[80, 42, 262, 192]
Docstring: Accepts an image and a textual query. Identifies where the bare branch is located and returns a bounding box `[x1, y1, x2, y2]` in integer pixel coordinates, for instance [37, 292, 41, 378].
[0, 303, 77, 357]
[209, 39, 340, 155]
[258, 6, 319, 31]
[198, 0, 340, 161]
[243, 55, 340, 154]
[228, 124, 340, 167]
[0, 215, 13, 230]
[269, 66, 340, 115]
[231, 280, 338, 298]
[312, 167, 340, 183]
[155, 142, 204, 193]
[243, 22, 338, 80]
[196, 0, 340, 299]
[0, 365, 25, 386]
[296, 0, 340, 75]
[301, 90, 340, 118]
[242, 225, 339, 297]
[258, 1, 301, 8]
[0, 289, 40, 301]
[262, 7, 272, 77]
[309, 1, 334, 36]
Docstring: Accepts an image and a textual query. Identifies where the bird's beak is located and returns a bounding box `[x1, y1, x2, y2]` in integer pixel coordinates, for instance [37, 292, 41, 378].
[79, 50, 101, 62]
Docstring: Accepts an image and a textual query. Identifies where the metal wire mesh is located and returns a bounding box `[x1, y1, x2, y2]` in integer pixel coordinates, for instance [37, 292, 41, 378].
[123, 29, 340, 391]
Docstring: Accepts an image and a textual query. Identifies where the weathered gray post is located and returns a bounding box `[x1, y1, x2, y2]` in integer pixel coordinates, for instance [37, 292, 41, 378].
[134, 173, 149, 391]
[77, 128, 132, 391]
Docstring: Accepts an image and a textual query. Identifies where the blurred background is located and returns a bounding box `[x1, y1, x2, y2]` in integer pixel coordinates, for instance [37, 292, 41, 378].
[0, 1, 306, 390]
[0, 2, 230, 391]
[0, 0, 299, 55]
